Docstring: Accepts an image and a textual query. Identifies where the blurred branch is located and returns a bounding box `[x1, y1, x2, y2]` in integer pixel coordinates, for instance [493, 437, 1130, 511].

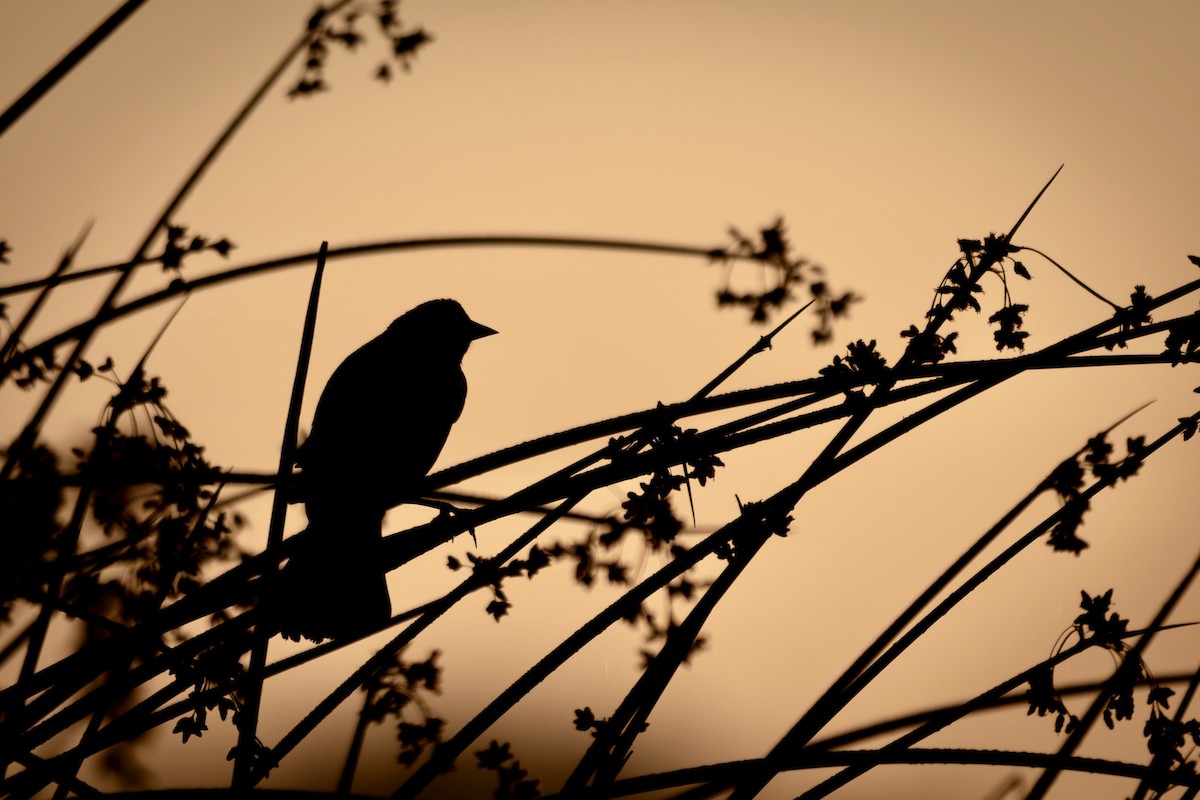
[0, 0, 146, 138]
[0, 0, 353, 482]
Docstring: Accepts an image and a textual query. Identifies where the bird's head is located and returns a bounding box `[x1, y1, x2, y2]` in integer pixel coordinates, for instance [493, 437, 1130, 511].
[388, 299, 497, 359]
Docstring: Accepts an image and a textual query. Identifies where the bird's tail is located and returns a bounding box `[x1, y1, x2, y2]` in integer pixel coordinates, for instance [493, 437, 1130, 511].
[267, 518, 391, 643]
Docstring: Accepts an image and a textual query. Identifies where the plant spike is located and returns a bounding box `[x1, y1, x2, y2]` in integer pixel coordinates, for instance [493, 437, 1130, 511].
[1005, 164, 1063, 246]
[232, 241, 328, 789]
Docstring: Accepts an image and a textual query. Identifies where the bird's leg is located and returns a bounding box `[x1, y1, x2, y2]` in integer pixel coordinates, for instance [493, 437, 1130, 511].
[405, 497, 477, 547]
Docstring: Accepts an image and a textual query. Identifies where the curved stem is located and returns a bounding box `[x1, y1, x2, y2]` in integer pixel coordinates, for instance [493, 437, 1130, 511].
[1018, 245, 1121, 309]
[0, 235, 733, 299]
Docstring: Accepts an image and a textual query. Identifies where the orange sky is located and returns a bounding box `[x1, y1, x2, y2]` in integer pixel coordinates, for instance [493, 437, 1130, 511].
[2, 3, 1199, 798]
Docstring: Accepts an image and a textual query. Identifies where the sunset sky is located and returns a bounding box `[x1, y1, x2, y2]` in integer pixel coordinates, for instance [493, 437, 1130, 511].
[2, 2, 1199, 798]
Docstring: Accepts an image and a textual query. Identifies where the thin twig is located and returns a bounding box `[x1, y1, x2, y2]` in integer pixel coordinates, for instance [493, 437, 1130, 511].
[0, 235, 743, 299]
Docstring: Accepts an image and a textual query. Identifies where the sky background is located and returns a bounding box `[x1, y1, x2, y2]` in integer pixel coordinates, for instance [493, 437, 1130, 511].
[2, 2, 1199, 798]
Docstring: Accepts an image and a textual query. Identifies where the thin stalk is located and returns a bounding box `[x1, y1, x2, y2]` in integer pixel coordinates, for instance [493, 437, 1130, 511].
[231, 241, 328, 789]
[426, 489, 711, 529]
[0, 235, 741, 300]
[0, 0, 146, 138]
[691, 301, 813, 400]
[1018, 245, 1121, 309]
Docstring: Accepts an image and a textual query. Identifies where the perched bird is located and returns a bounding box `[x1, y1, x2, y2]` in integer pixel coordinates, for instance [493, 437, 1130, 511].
[275, 299, 496, 642]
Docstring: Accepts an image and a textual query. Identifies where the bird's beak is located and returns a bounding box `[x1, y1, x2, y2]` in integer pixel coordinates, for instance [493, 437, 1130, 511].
[467, 319, 498, 340]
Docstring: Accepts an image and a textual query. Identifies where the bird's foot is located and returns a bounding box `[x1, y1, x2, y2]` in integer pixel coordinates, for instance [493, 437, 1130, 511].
[417, 498, 478, 547]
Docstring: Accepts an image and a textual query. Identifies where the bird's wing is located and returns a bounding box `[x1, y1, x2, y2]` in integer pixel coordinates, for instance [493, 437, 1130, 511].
[302, 336, 468, 507]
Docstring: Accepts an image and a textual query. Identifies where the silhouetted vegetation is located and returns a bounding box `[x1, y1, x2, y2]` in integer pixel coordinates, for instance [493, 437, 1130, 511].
[2, 3, 1200, 799]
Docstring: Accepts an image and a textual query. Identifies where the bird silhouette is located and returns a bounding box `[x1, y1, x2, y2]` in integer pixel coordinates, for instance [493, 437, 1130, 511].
[274, 299, 496, 642]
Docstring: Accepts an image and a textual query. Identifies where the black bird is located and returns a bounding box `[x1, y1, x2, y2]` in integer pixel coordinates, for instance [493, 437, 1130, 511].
[275, 299, 496, 642]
